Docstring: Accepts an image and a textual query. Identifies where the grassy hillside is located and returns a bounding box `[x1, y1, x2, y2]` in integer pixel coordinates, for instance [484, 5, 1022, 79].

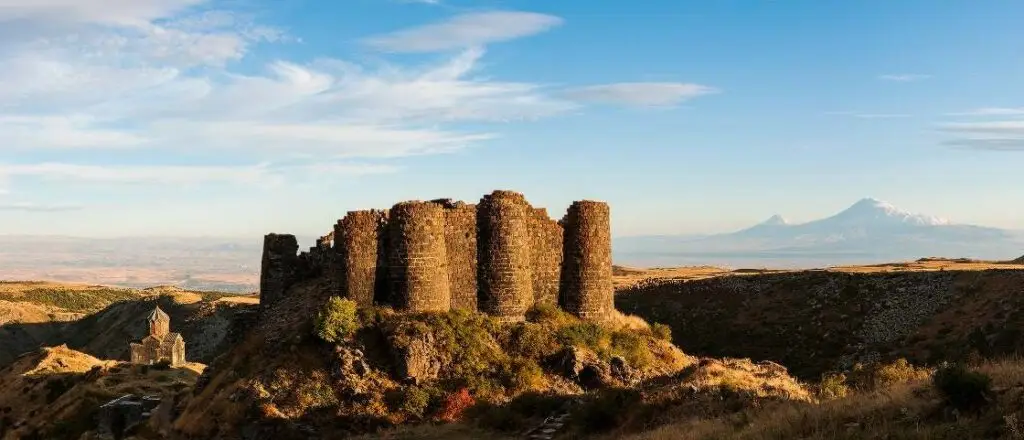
[0, 282, 258, 368]
[0, 345, 203, 440]
[169, 275, 816, 439]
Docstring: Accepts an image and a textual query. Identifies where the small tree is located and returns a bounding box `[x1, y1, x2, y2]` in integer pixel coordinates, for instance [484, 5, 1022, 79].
[314, 297, 360, 343]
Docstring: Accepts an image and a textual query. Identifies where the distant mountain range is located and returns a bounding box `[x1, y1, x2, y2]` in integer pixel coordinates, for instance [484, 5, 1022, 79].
[614, 198, 1024, 268]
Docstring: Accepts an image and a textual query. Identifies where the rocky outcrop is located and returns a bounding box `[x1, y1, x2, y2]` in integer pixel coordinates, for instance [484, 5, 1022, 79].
[558, 346, 616, 390]
[392, 333, 444, 385]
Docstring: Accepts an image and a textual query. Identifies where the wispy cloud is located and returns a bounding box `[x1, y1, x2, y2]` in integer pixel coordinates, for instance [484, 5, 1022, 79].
[0, 162, 398, 186]
[878, 73, 931, 82]
[938, 120, 1024, 151]
[853, 113, 913, 119]
[826, 111, 913, 119]
[562, 82, 718, 108]
[0, 202, 83, 212]
[361, 11, 563, 53]
[942, 138, 1024, 151]
[946, 107, 1024, 117]
[0, 8, 574, 157]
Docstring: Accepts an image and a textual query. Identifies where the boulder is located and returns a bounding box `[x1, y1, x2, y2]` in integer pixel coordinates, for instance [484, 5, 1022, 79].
[393, 333, 443, 385]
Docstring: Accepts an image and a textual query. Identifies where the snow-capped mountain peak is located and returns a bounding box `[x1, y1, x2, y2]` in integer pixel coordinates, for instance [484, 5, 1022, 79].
[760, 214, 789, 226]
[835, 197, 950, 226]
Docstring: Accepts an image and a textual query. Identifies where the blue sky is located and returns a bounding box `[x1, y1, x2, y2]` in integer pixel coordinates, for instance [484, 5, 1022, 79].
[0, 0, 1022, 238]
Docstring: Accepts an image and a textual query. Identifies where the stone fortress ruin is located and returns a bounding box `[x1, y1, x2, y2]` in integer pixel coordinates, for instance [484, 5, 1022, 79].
[260, 190, 615, 322]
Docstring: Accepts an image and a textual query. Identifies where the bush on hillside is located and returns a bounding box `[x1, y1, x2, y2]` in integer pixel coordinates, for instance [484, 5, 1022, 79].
[505, 322, 560, 359]
[651, 322, 672, 342]
[313, 297, 360, 343]
[933, 363, 992, 411]
[557, 322, 611, 353]
[847, 358, 930, 391]
[436, 388, 475, 422]
[818, 372, 850, 399]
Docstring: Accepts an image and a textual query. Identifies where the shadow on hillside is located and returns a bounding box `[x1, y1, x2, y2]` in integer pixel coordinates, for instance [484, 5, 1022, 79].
[0, 359, 202, 440]
[0, 295, 258, 369]
[616, 268, 1024, 380]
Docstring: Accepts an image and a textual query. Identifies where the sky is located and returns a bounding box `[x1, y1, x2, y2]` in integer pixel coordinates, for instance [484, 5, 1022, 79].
[0, 0, 1022, 239]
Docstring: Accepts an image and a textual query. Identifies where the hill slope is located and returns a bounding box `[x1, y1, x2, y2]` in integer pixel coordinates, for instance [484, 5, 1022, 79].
[171, 275, 814, 439]
[617, 265, 1024, 379]
[0, 283, 258, 368]
[0, 345, 203, 440]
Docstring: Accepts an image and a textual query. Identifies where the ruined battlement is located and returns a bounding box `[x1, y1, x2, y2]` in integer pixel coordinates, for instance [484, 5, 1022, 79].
[259, 190, 616, 321]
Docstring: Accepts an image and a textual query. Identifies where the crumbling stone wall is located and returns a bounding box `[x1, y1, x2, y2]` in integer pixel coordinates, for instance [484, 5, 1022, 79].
[531, 208, 564, 306]
[336, 210, 388, 308]
[385, 201, 451, 312]
[477, 190, 535, 322]
[432, 199, 479, 311]
[560, 201, 615, 321]
[259, 233, 299, 308]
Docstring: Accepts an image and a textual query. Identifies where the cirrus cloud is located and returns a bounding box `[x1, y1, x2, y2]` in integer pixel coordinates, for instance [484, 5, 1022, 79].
[561, 82, 719, 108]
[361, 11, 563, 53]
[938, 120, 1024, 151]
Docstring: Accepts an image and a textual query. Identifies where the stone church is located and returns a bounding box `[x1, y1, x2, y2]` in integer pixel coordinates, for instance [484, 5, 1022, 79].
[129, 306, 186, 367]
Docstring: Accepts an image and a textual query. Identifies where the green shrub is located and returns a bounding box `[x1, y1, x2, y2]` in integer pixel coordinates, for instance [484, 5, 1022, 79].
[314, 297, 360, 343]
[386, 386, 433, 419]
[506, 323, 559, 359]
[610, 330, 654, 369]
[0, 287, 139, 313]
[932, 363, 992, 411]
[525, 303, 574, 327]
[818, 373, 850, 399]
[651, 323, 672, 341]
[500, 358, 545, 393]
[557, 322, 611, 353]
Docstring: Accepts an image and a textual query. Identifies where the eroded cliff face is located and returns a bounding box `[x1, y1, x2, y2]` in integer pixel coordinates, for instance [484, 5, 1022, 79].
[617, 268, 1024, 379]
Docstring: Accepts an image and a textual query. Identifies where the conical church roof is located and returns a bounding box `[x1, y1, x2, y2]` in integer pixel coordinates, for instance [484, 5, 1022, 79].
[148, 305, 170, 322]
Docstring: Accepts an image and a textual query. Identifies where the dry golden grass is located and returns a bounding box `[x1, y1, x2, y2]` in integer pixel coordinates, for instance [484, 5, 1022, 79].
[613, 259, 1024, 290]
[213, 294, 260, 305]
[617, 358, 1024, 440]
[684, 358, 815, 403]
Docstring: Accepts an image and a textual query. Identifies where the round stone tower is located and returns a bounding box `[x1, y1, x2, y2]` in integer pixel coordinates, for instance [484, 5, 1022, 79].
[560, 200, 614, 321]
[477, 190, 534, 322]
[385, 201, 451, 312]
[336, 210, 388, 308]
[259, 233, 299, 309]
